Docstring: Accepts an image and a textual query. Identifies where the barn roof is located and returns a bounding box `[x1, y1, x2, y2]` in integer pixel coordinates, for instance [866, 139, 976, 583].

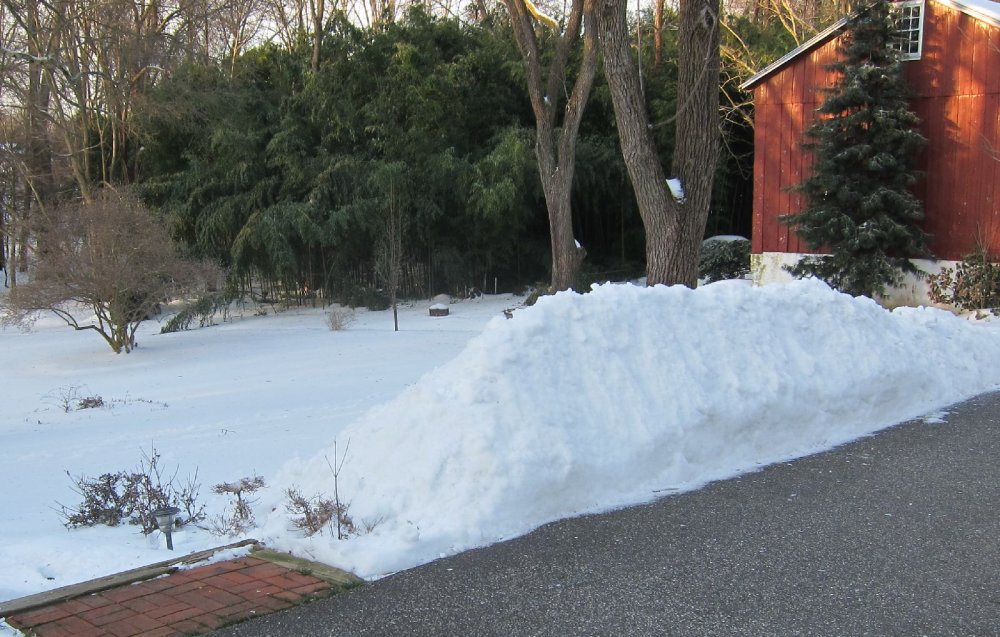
[739, 0, 1000, 91]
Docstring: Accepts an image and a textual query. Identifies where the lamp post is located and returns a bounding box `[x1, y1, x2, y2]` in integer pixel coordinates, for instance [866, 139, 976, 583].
[153, 506, 181, 550]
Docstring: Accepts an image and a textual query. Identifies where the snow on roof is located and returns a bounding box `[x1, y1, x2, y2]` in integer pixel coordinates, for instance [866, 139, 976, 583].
[740, 0, 1000, 91]
[943, 0, 1000, 24]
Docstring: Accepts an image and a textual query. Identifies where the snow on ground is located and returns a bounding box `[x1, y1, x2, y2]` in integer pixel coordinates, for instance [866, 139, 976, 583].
[257, 280, 1000, 578]
[3, 279, 1000, 603]
[0, 295, 514, 602]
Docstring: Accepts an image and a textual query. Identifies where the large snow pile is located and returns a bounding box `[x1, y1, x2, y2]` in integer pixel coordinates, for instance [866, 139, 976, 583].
[259, 279, 1000, 578]
[3, 278, 998, 604]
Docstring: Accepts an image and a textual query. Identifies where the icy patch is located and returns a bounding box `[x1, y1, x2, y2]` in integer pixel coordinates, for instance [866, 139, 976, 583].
[177, 544, 256, 571]
[921, 411, 948, 425]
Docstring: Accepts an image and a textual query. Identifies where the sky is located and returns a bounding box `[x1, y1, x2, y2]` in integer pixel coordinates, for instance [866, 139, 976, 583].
[2, 278, 1000, 615]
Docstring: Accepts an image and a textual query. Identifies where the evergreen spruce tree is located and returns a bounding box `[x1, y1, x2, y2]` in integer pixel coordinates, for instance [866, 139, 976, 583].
[783, 0, 929, 297]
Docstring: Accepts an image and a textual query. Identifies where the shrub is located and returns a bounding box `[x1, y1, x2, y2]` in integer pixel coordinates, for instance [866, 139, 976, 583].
[285, 488, 354, 537]
[340, 285, 391, 311]
[326, 307, 356, 331]
[284, 439, 357, 539]
[77, 396, 105, 410]
[699, 237, 750, 283]
[161, 291, 233, 333]
[1, 191, 221, 353]
[49, 386, 104, 413]
[927, 247, 1000, 311]
[209, 475, 266, 536]
[47, 386, 166, 413]
[58, 448, 204, 534]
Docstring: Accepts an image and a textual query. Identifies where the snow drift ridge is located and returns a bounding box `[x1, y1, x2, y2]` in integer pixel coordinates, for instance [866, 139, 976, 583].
[260, 279, 1000, 578]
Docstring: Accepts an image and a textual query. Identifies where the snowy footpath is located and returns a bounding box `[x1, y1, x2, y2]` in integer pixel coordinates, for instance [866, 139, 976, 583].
[2, 279, 1000, 606]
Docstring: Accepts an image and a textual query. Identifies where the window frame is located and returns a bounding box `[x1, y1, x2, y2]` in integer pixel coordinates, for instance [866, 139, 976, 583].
[893, 0, 926, 61]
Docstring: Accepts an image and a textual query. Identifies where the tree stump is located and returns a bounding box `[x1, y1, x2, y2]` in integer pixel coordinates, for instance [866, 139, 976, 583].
[429, 303, 449, 317]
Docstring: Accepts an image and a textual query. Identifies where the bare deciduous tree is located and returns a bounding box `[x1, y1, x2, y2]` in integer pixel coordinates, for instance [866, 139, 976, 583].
[375, 180, 403, 332]
[216, 0, 268, 75]
[366, 0, 395, 30]
[262, 0, 308, 49]
[595, 0, 721, 286]
[1, 191, 221, 353]
[309, 0, 325, 69]
[501, 0, 598, 292]
[654, 0, 664, 66]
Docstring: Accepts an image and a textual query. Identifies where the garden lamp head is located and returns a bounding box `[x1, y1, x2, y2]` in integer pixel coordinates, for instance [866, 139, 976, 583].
[153, 506, 181, 550]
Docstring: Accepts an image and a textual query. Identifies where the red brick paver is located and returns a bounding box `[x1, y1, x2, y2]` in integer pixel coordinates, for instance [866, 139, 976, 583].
[5, 557, 338, 637]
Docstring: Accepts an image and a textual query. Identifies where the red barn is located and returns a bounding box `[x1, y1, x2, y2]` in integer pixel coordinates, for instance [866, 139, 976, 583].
[741, 0, 1000, 303]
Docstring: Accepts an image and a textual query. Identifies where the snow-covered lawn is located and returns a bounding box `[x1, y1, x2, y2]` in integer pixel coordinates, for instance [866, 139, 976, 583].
[2, 279, 1000, 605]
[0, 294, 511, 602]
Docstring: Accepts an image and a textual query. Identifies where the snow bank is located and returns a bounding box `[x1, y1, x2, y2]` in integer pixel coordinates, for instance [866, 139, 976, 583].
[259, 280, 1000, 578]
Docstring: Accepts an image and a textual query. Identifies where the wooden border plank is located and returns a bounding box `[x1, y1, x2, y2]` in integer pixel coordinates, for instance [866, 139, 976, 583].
[0, 539, 259, 617]
[249, 547, 363, 588]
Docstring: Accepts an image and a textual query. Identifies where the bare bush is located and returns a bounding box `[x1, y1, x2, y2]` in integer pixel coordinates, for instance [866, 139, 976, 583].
[284, 438, 357, 538]
[46, 386, 165, 413]
[326, 307, 356, 331]
[53, 386, 85, 413]
[209, 475, 267, 536]
[1, 191, 222, 353]
[177, 470, 206, 525]
[285, 488, 354, 537]
[77, 396, 105, 410]
[48, 385, 104, 412]
[360, 515, 386, 534]
[326, 440, 352, 540]
[58, 447, 205, 534]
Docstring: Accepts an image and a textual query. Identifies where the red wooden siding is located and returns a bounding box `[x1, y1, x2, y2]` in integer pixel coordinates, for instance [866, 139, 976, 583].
[752, 0, 1000, 261]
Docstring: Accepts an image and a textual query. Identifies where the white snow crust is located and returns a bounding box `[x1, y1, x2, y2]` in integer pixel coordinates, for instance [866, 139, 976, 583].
[2, 279, 1000, 600]
[667, 177, 685, 202]
[257, 279, 1000, 579]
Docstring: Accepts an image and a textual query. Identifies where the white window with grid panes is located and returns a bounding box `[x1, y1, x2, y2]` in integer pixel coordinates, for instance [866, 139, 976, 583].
[893, 0, 925, 60]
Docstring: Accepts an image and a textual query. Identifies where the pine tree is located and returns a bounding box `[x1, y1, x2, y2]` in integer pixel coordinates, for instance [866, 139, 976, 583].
[782, 0, 929, 298]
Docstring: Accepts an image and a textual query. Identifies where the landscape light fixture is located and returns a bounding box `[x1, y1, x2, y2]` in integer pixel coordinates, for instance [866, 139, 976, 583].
[153, 506, 181, 550]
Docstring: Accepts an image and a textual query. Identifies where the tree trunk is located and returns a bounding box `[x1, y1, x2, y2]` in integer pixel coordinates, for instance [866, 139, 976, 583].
[536, 137, 585, 292]
[23, 0, 55, 241]
[502, 0, 597, 292]
[310, 0, 324, 71]
[654, 0, 664, 67]
[667, 0, 721, 285]
[595, 0, 720, 287]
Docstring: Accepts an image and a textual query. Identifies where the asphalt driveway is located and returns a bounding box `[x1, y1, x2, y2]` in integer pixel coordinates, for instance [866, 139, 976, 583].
[214, 392, 1000, 636]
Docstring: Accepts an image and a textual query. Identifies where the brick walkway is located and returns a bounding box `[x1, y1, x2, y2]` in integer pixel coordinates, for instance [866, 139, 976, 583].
[4, 556, 350, 637]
